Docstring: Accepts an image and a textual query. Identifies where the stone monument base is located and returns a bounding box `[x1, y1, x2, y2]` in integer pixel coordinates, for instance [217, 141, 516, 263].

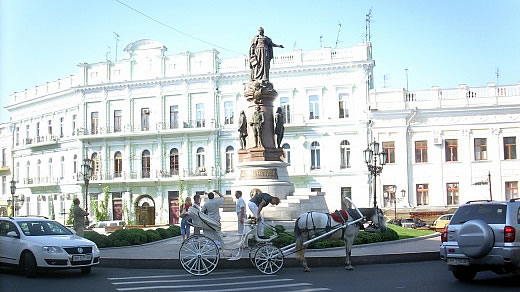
[238, 148, 283, 163]
[231, 160, 294, 200]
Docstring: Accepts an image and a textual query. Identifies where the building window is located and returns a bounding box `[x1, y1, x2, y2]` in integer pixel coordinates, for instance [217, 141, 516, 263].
[311, 141, 321, 170]
[341, 187, 352, 209]
[72, 115, 76, 136]
[416, 184, 429, 206]
[37, 160, 41, 181]
[26, 161, 31, 182]
[91, 112, 99, 134]
[383, 185, 397, 208]
[196, 147, 205, 173]
[59, 117, 64, 137]
[309, 95, 320, 120]
[224, 101, 234, 125]
[141, 108, 150, 131]
[141, 150, 150, 178]
[415, 140, 428, 163]
[504, 137, 517, 160]
[15, 127, 19, 146]
[445, 139, 458, 162]
[36, 122, 40, 138]
[505, 181, 518, 200]
[196, 103, 205, 128]
[382, 141, 395, 163]
[1, 176, 6, 194]
[48, 120, 52, 135]
[282, 143, 291, 164]
[474, 138, 487, 161]
[170, 148, 179, 175]
[280, 97, 291, 124]
[114, 110, 122, 133]
[447, 183, 459, 205]
[340, 140, 351, 169]
[114, 151, 122, 178]
[1, 148, 5, 166]
[91, 153, 98, 179]
[25, 125, 30, 142]
[225, 146, 234, 173]
[48, 158, 52, 178]
[73, 154, 77, 174]
[60, 156, 64, 179]
[170, 105, 179, 129]
[338, 93, 349, 118]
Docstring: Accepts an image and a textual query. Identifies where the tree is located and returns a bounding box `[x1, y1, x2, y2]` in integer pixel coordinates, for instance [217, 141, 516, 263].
[93, 186, 110, 222]
[66, 199, 75, 225]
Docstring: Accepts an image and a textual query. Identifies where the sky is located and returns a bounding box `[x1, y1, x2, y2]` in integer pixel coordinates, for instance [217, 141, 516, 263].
[1, 0, 519, 123]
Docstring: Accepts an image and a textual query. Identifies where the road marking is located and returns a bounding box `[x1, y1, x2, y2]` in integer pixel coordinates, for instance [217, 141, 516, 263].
[114, 278, 296, 291]
[112, 274, 276, 285]
[295, 289, 331, 292]
[116, 282, 313, 292]
[107, 271, 235, 280]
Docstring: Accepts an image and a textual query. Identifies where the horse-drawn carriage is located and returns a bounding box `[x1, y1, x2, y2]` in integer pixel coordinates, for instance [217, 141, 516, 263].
[179, 198, 386, 275]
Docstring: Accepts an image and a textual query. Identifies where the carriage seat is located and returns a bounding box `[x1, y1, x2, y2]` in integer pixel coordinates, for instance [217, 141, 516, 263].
[187, 206, 221, 232]
[330, 210, 349, 223]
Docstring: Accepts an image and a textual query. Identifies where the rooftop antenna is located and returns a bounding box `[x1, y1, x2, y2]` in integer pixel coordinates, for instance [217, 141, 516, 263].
[405, 68, 409, 91]
[113, 32, 120, 61]
[496, 67, 500, 85]
[320, 35, 323, 48]
[335, 22, 342, 49]
[106, 45, 111, 61]
[293, 41, 296, 51]
[365, 8, 372, 42]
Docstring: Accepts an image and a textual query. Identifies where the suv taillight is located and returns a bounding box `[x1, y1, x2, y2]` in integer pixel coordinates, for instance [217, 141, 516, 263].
[504, 226, 515, 243]
[441, 226, 448, 242]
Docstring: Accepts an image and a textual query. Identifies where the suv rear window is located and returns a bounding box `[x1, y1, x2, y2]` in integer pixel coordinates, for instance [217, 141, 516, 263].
[451, 204, 506, 225]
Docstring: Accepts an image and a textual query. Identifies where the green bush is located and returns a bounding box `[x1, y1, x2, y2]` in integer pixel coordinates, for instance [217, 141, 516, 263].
[155, 228, 170, 239]
[108, 229, 147, 245]
[167, 225, 181, 237]
[145, 230, 161, 242]
[84, 231, 112, 248]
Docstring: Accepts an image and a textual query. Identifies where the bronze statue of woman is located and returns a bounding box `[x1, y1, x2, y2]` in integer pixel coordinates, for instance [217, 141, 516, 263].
[249, 27, 284, 82]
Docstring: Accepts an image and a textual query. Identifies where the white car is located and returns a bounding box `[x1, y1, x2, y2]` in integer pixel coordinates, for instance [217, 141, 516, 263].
[0, 216, 100, 277]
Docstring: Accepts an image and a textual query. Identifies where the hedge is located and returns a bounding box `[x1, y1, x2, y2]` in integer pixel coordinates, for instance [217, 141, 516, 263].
[84, 225, 181, 248]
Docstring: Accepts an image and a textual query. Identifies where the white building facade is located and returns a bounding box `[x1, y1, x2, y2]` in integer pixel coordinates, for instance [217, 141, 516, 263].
[5, 39, 519, 223]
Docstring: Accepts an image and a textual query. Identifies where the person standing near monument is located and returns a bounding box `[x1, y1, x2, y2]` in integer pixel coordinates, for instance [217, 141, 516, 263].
[248, 192, 280, 239]
[190, 194, 202, 235]
[249, 27, 284, 82]
[72, 198, 88, 237]
[235, 190, 246, 235]
[179, 196, 192, 240]
[238, 110, 248, 150]
[250, 106, 264, 148]
[201, 190, 225, 222]
[274, 107, 285, 148]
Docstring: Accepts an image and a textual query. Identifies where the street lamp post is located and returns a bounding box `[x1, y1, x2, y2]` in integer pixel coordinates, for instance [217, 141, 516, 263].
[363, 140, 388, 208]
[81, 158, 92, 226]
[10, 180, 16, 216]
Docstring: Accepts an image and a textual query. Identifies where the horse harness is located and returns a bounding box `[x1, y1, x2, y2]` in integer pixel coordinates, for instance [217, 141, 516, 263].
[298, 210, 356, 239]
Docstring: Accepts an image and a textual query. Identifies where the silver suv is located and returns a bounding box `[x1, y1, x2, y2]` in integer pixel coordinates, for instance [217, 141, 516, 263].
[440, 199, 520, 281]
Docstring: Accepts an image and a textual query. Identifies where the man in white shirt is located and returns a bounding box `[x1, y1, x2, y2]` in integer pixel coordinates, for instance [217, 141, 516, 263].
[201, 190, 225, 222]
[235, 190, 246, 235]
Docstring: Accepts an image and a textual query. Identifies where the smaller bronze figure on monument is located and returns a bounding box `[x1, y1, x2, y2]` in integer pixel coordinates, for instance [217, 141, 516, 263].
[238, 110, 248, 150]
[274, 107, 285, 148]
[249, 27, 284, 82]
[250, 106, 265, 148]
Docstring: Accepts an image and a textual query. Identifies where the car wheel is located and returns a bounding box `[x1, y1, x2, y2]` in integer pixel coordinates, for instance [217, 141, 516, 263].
[452, 267, 477, 281]
[458, 220, 494, 258]
[21, 252, 38, 278]
[81, 266, 92, 275]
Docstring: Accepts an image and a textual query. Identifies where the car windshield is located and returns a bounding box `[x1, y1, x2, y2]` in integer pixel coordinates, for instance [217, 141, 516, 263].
[450, 204, 507, 225]
[17, 220, 73, 236]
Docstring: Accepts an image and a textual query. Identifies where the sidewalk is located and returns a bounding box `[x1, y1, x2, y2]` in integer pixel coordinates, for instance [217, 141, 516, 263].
[99, 221, 441, 269]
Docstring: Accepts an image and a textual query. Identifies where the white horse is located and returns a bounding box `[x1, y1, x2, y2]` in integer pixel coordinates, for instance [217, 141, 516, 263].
[294, 207, 387, 272]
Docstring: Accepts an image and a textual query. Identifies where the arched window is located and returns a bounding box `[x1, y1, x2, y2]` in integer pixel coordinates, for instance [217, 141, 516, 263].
[282, 143, 291, 164]
[26, 161, 31, 183]
[311, 141, 321, 170]
[48, 158, 53, 179]
[340, 140, 351, 169]
[91, 153, 98, 180]
[37, 159, 41, 180]
[196, 147, 205, 173]
[73, 154, 77, 174]
[225, 146, 234, 173]
[170, 148, 179, 175]
[114, 151, 122, 178]
[60, 156, 65, 179]
[142, 150, 150, 178]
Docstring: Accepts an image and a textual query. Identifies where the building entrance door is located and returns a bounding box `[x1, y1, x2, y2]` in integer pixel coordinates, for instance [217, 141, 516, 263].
[168, 191, 179, 224]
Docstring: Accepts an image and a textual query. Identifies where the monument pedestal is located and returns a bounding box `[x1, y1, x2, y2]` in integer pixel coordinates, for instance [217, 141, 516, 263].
[232, 161, 294, 200]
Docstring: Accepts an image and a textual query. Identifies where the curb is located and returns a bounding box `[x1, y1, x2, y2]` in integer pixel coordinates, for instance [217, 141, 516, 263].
[99, 251, 440, 270]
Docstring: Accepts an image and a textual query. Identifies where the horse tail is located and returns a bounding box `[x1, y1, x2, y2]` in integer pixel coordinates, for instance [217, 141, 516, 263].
[294, 216, 302, 238]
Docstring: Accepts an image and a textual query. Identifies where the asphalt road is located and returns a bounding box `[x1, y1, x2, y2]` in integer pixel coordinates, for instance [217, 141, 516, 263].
[1, 261, 519, 292]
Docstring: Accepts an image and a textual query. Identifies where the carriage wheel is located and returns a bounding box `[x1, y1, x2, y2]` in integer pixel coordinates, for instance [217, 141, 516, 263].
[179, 235, 220, 276]
[254, 244, 284, 274]
[249, 243, 266, 267]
